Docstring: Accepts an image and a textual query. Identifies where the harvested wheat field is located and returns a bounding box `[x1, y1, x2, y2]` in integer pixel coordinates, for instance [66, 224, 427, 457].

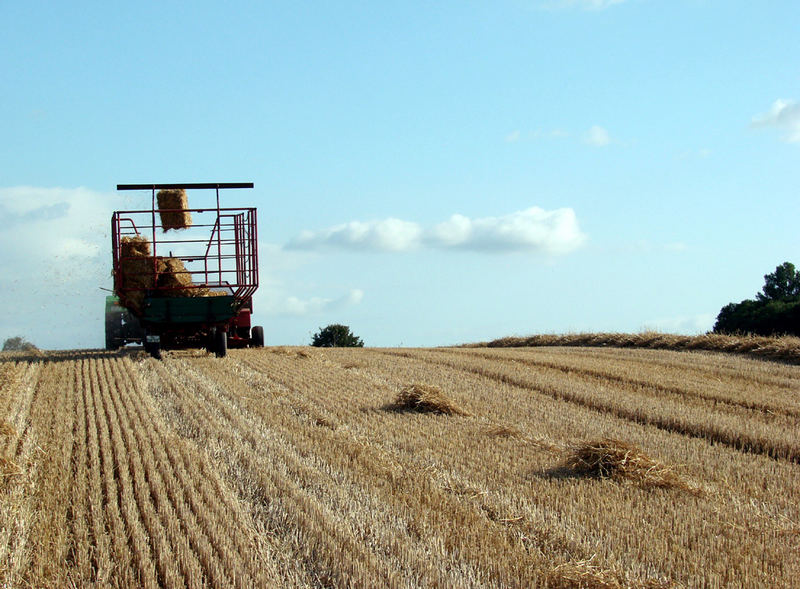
[1, 344, 798, 588]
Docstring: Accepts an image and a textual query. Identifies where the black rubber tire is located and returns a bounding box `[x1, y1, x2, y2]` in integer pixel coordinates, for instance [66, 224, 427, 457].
[143, 331, 162, 360]
[105, 324, 117, 350]
[105, 316, 121, 350]
[251, 326, 264, 348]
[215, 329, 227, 358]
[143, 339, 162, 360]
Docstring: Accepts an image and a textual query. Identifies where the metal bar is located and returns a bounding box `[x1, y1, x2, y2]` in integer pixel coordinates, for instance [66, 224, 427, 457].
[251, 209, 259, 290]
[216, 187, 222, 287]
[113, 207, 256, 215]
[234, 213, 244, 285]
[111, 214, 119, 291]
[117, 182, 253, 191]
[151, 187, 158, 286]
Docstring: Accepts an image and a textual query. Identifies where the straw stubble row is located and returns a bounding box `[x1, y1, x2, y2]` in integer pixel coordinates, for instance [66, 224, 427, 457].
[1, 345, 798, 588]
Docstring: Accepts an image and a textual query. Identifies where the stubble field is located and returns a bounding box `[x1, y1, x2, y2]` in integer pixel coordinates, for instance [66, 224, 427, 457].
[1, 344, 798, 588]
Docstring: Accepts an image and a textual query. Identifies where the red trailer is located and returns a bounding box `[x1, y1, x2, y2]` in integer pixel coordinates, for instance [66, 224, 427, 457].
[109, 182, 263, 358]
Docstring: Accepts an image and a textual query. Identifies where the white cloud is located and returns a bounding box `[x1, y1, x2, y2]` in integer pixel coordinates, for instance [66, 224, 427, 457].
[641, 313, 716, 335]
[505, 130, 521, 143]
[663, 242, 689, 253]
[248, 243, 365, 318]
[0, 186, 129, 348]
[266, 289, 364, 316]
[751, 99, 800, 143]
[583, 125, 611, 147]
[287, 206, 586, 255]
[290, 218, 422, 252]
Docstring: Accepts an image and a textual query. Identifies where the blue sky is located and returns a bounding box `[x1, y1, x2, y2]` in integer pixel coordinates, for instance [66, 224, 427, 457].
[1, 0, 798, 348]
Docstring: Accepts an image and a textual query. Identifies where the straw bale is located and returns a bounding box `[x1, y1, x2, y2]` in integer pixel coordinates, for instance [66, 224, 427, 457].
[117, 236, 156, 313]
[120, 235, 151, 258]
[390, 384, 471, 416]
[157, 257, 194, 295]
[157, 189, 192, 230]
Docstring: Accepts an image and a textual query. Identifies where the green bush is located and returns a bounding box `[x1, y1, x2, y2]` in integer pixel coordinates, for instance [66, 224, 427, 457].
[311, 324, 364, 348]
[2, 336, 38, 352]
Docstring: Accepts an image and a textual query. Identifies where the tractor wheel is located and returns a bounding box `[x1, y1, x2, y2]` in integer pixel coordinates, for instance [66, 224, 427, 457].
[143, 333, 162, 360]
[215, 329, 227, 358]
[105, 315, 121, 350]
[251, 326, 264, 348]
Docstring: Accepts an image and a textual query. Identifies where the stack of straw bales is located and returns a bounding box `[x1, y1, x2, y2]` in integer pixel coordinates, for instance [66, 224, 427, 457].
[118, 236, 157, 312]
[157, 189, 192, 230]
[116, 235, 226, 312]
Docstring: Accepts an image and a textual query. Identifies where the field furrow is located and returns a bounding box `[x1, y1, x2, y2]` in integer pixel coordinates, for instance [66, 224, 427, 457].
[0, 362, 42, 586]
[23, 361, 80, 585]
[384, 349, 800, 462]
[113, 355, 276, 588]
[456, 348, 800, 418]
[152, 356, 409, 588]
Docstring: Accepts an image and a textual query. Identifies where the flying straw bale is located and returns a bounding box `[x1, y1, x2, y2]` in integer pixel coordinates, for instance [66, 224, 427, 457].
[157, 189, 192, 231]
[390, 384, 471, 416]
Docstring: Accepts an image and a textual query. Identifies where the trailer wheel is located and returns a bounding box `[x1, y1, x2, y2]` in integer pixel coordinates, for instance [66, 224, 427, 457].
[144, 339, 162, 360]
[251, 326, 264, 348]
[215, 329, 227, 358]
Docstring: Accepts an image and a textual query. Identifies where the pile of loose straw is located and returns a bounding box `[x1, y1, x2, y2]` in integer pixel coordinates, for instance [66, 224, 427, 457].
[390, 384, 471, 416]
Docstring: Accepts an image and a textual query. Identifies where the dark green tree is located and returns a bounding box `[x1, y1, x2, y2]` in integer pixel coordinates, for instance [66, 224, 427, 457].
[713, 262, 800, 336]
[756, 262, 800, 302]
[2, 336, 37, 351]
[311, 324, 364, 347]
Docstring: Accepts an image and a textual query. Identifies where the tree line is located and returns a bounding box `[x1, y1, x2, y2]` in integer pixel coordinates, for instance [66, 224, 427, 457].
[713, 262, 800, 336]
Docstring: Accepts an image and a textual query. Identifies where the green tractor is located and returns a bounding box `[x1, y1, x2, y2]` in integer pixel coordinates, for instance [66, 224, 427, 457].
[105, 295, 145, 350]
